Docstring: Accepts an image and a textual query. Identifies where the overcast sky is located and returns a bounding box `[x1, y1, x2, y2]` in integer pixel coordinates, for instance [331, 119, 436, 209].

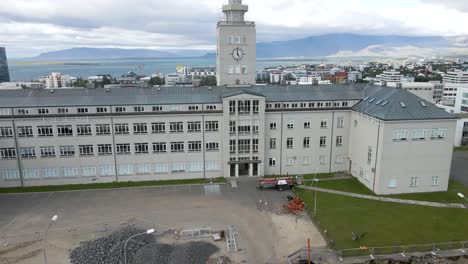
[1, 0, 468, 58]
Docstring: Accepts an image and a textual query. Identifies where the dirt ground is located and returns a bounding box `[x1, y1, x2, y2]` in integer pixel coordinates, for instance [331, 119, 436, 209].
[0, 178, 326, 264]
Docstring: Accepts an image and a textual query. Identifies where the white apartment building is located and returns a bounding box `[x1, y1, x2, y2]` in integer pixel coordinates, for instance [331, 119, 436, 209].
[0, 84, 456, 195]
[43, 72, 74, 88]
[379, 70, 403, 84]
[348, 71, 363, 82]
[442, 70, 468, 105]
[386, 82, 436, 103]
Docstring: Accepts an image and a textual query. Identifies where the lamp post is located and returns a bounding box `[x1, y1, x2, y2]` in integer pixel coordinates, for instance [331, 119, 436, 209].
[313, 179, 319, 217]
[124, 229, 155, 264]
[43, 215, 58, 264]
[458, 193, 468, 202]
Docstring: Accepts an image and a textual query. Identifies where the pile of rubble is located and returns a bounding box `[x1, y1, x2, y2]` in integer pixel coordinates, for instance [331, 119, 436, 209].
[69, 226, 222, 264]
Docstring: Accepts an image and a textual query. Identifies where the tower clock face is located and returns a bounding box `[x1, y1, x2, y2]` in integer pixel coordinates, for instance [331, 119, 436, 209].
[231, 47, 244, 62]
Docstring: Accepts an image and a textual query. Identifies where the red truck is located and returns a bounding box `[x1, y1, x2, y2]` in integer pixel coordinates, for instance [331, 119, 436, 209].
[257, 177, 295, 191]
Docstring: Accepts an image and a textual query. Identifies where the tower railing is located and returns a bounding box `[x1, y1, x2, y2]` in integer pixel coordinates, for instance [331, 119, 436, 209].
[217, 21, 255, 26]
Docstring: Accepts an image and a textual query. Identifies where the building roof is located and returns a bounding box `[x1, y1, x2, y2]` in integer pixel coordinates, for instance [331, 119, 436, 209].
[0, 84, 457, 121]
[352, 86, 455, 121]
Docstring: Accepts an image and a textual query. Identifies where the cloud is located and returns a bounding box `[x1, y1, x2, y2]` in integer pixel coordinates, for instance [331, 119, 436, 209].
[1, 0, 468, 57]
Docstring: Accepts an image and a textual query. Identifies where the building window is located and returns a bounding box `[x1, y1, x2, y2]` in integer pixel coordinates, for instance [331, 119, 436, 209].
[1, 169, 19, 180]
[229, 121, 236, 134]
[269, 138, 276, 149]
[304, 120, 311, 129]
[18, 109, 30, 115]
[39, 146, 55, 158]
[269, 158, 276, 167]
[337, 117, 344, 128]
[206, 105, 217, 110]
[270, 121, 277, 130]
[205, 121, 219, 132]
[253, 100, 259, 113]
[58, 108, 68, 114]
[287, 138, 294, 149]
[238, 121, 251, 134]
[152, 142, 166, 153]
[171, 142, 185, 152]
[115, 107, 127, 113]
[97, 107, 108, 113]
[335, 155, 343, 164]
[117, 165, 132, 176]
[96, 124, 111, 135]
[320, 118, 328, 128]
[38, 108, 49, 115]
[38, 126, 54, 137]
[151, 122, 166, 134]
[133, 123, 148, 134]
[206, 160, 219, 171]
[155, 163, 169, 174]
[287, 120, 295, 129]
[368, 146, 372, 164]
[0, 148, 16, 159]
[206, 142, 219, 151]
[23, 169, 39, 179]
[342, 101, 349, 107]
[115, 124, 130, 135]
[77, 108, 88, 113]
[229, 101, 236, 114]
[242, 65, 248, 75]
[134, 143, 149, 154]
[43, 168, 59, 178]
[20, 147, 36, 158]
[59, 145, 75, 157]
[388, 179, 397, 188]
[98, 144, 113, 155]
[412, 129, 427, 141]
[303, 137, 310, 148]
[410, 177, 418, 188]
[134, 106, 145, 112]
[188, 141, 202, 152]
[116, 144, 131, 155]
[230, 140, 236, 153]
[100, 165, 115, 177]
[136, 164, 151, 175]
[287, 157, 294, 166]
[63, 168, 79, 177]
[188, 122, 202, 133]
[188, 105, 199, 111]
[76, 125, 92, 136]
[336, 136, 343, 147]
[18, 126, 33, 137]
[82, 167, 97, 177]
[79, 145, 94, 156]
[152, 106, 163, 112]
[432, 176, 440, 186]
[57, 125, 73, 137]
[393, 129, 409, 141]
[319, 136, 327, 147]
[303, 156, 310, 165]
[172, 162, 186, 173]
[238, 139, 250, 153]
[188, 162, 203, 172]
[431, 128, 447, 140]
[170, 122, 184, 133]
[253, 138, 259, 153]
[0, 127, 13, 138]
[238, 100, 251, 114]
[319, 156, 326, 165]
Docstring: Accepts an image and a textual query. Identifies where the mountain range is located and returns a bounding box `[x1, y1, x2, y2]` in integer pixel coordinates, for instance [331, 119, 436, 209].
[32, 33, 468, 60]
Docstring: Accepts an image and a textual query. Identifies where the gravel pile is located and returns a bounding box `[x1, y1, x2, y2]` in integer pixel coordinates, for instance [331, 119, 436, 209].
[133, 241, 219, 264]
[69, 226, 155, 264]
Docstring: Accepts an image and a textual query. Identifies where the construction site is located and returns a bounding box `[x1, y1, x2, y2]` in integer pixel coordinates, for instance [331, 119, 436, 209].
[0, 177, 326, 264]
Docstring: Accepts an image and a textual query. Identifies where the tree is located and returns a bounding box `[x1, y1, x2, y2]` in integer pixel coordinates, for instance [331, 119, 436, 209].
[73, 78, 88, 88]
[149, 77, 164, 85]
[199, 76, 217, 86]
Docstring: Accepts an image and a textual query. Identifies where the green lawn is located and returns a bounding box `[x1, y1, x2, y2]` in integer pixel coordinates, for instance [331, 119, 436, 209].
[304, 177, 376, 196]
[0, 178, 226, 193]
[295, 188, 468, 250]
[454, 146, 468, 152]
[385, 180, 468, 203]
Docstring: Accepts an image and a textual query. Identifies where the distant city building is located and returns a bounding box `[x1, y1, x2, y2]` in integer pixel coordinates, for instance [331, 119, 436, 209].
[0, 47, 10, 83]
[454, 87, 468, 113]
[348, 71, 363, 82]
[387, 82, 436, 103]
[42, 72, 75, 88]
[442, 70, 468, 105]
[379, 70, 403, 84]
[269, 72, 283, 84]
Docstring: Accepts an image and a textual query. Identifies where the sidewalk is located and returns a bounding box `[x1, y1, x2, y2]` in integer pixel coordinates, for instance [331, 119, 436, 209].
[298, 185, 466, 208]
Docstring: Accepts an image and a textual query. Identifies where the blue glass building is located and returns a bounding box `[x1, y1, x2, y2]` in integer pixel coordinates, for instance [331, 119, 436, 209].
[0, 47, 10, 82]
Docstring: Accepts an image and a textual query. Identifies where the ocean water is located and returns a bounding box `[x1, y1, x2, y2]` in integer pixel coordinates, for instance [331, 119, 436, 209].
[8, 57, 335, 81]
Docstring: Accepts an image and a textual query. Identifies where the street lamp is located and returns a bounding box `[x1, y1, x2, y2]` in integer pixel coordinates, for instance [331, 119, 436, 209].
[43, 215, 58, 264]
[458, 193, 468, 202]
[124, 229, 155, 264]
[313, 179, 319, 217]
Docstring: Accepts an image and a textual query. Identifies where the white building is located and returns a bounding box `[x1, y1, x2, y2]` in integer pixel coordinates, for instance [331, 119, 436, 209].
[454, 87, 468, 113]
[442, 70, 468, 105]
[269, 72, 283, 84]
[348, 71, 363, 82]
[379, 70, 403, 84]
[43, 72, 74, 88]
[386, 82, 436, 103]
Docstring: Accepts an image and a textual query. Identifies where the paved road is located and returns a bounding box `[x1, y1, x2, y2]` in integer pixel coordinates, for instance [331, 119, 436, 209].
[450, 151, 468, 186]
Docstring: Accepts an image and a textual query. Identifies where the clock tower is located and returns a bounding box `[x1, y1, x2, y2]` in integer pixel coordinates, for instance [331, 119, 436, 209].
[216, 0, 256, 86]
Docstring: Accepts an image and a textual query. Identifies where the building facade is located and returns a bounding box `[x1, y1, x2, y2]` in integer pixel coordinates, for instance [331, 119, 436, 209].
[0, 47, 10, 83]
[379, 70, 403, 84]
[216, 0, 256, 86]
[442, 70, 468, 105]
[0, 85, 456, 195]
